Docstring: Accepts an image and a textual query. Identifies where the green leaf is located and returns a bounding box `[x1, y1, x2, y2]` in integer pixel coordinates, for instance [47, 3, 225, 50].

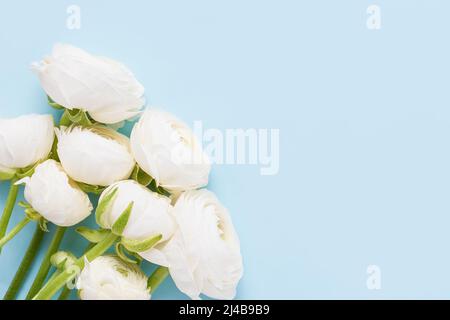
[48, 96, 64, 110]
[77, 182, 105, 195]
[121, 234, 162, 253]
[111, 202, 134, 236]
[131, 165, 153, 187]
[76, 227, 110, 244]
[115, 243, 141, 264]
[95, 187, 118, 226]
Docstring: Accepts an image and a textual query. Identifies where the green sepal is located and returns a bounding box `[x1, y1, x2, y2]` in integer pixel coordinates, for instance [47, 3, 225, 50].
[38, 218, 49, 232]
[24, 206, 41, 221]
[111, 202, 134, 236]
[0, 154, 49, 182]
[60, 109, 96, 127]
[76, 227, 110, 244]
[95, 187, 118, 226]
[148, 179, 171, 197]
[77, 182, 105, 195]
[59, 109, 72, 127]
[23, 205, 47, 231]
[18, 201, 32, 209]
[121, 234, 162, 253]
[48, 96, 64, 110]
[73, 109, 94, 127]
[115, 242, 142, 265]
[15, 161, 42, 179]
[0, 169, 16, 181]
[130, 165, 153, 187]
[49, 135, 60, 162]
[129, 166, 170, 196]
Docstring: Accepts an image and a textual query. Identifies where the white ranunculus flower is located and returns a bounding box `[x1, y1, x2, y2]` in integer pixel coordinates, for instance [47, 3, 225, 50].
[97, 180, 175, 243]
[55, 126, 135, 187]
[140, 189, 243, 300]
[0, 114, 54, 178]
[17, 160, 93, 227]
[130, 109, 211, 193]
[77, 255, 150, 300]
[31, 44, 145, 124]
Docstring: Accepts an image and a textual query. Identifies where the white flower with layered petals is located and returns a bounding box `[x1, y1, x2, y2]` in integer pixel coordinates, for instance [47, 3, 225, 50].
[130, 109, 211, 193]
[77, 255, 150, 300]
[32, 44, 145, 124]
[55, 126, 135, 187]
[17, 160, 92, 227]
[97, 180, 175, 243]
[0, 114, 54, 178]
[141, 189, 243, 300]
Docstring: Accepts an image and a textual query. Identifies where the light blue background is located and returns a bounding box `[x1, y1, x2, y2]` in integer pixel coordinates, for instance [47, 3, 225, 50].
[1, 0, 450, 299]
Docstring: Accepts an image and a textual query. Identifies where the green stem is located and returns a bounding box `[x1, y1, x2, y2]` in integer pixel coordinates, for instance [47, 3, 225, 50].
[33, 232, 119, 300]
[0, 218, 30, 249]
[148, 266, 169, 294]
[25, 226, 66, 299]
[0, 179, 19, 251]
[57, 286, 71, 300]
[3, 224, 45, 300]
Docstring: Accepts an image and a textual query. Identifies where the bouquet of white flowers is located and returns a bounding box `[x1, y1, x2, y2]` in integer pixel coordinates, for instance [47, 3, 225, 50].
[0, 44, 243, 300]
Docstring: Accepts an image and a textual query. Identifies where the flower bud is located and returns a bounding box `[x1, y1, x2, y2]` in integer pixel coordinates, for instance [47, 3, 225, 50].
[97, 180, 174, 247]
[32, 44, 145, 124]
[51, 251, 77, 270]
[55, 126, 135, 187]
[0, 114, 54, 178]
[17, 160, 93, 227]
[77, 255, 150, 300]
[130, 109, 211, 193]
